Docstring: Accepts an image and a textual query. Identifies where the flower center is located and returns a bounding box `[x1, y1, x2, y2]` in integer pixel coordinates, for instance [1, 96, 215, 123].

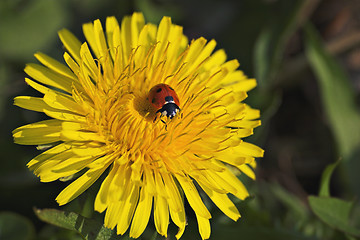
[132, 93, 156, 121]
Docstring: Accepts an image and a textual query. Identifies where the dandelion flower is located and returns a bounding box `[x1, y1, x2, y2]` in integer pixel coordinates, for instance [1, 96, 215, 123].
[13, 12, 264, 239]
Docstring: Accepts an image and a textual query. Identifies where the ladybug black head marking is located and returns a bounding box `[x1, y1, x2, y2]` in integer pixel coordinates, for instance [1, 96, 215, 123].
[164, 96, 174, 102]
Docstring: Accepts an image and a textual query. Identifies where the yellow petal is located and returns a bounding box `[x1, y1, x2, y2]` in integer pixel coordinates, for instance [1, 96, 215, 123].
[205, 165, 242, 198]
[78, 63, 97, 100]
[13, 119, 62, 145]
[249, 159, 257, 169]
[232, 128, 254, 138]
[108, 163, 131, 202]
[214, 147, 248, 166]
[153, 16, 171, 66]
[221, 70, 247, 85]
[183, 38, 211, 75]
[227, 119, 261, 128]
[238, 164, 256, 180]
[196, 214, 211, 240]
[154, 195, 169, 237]
[43, 90, 84, 114]
[169, 206, 186, 239]
[161, 172, 183, 212]
[83, 21, 99, 59]
[70, 142, 107, 156]
[199, 182, 241, 221]
[130, 12, 145, 49]
[34, 52, 77, 81]
[61, 121, 88, 131]
[243, 105, 261, 120]
[105, 202, 121, 229]
[39, 154, 100, 183]
[120, 15, 132, 63]
[79, 42, 98, 81]
[94, 163, 118, 213]
[27, 143, 71, 168]
[143, 165, 156, 195]
[165, 25, 185, 64]
[63, 52, 80, 78]
[14, 96, 49, 112]
[30, 147, 75, 172]
[61, 130, 105, 142]
[231, 78, 257, 92]
[192, 172, 227, 195]
[191, 158, 226, 173]
[116, 183, 140, 235]
[222, 59, 240, 72]
[25, 63, 74, 94]
[58, 28, 82, 63]
[105, 16, 121, 61]
[56, 163, 110, 206]
[215, 165, 250, 200]
[237, 141, 264, 158]
[43, 108, 86, 122]
[25, 78, 49, 94]
[175, 175, 211, 219]
[129, 185, 153, 238]
[156, 16, 171, 43]
[40, 169, 78, 183]
[203, 49, 226, 70]
[33, 158, 65, 177]
[130, 152, 144, 184]
[51, 151, 106, 175]
[154, 171, 167, 198]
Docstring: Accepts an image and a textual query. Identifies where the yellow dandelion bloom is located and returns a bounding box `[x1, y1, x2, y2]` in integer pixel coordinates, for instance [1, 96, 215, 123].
[13, 12, 264, 239]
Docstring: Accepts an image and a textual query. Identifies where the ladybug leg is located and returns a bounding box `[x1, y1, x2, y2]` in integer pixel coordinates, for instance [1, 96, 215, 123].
[159, 115, 167, 130]
[154, 108, 168, 130]
[153, 109, 162, 123]
[162, 120, 167, 131]
[156, 111, 168, 130]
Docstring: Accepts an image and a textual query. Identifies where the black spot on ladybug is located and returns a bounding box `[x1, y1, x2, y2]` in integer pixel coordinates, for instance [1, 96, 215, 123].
[152, 98, 157, 104]
[169, 86, 174, 91]
[165, 96, 174, 102]
[156, 88, 162, 93]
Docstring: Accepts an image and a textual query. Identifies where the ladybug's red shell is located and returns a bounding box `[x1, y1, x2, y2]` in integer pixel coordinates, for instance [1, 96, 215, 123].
[148, 83, 181, 119]
[148, 84, 180, 109]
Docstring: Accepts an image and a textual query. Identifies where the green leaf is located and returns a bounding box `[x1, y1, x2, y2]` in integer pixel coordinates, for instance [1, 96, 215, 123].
[180, 214, 314, 240]
[308, 196, 360, 237]
[34, 208, 124, 240]
[254, 0, 319, 88]
[318, 160, 341, 197]
[304, 23, 360, 197]
[269, 183, 308, 221]
[304, 23, 360, 161]
[0, 212, 35, 240]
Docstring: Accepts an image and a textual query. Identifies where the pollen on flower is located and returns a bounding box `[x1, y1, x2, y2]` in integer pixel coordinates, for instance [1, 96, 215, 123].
[13, 12, 264, 240]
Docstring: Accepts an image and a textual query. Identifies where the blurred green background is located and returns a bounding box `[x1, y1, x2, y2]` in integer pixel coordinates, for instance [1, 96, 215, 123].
[1, 0, 360, 239]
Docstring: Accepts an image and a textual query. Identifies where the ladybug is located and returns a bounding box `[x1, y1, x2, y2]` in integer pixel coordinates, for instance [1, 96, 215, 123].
[148, 83, 181, 121]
